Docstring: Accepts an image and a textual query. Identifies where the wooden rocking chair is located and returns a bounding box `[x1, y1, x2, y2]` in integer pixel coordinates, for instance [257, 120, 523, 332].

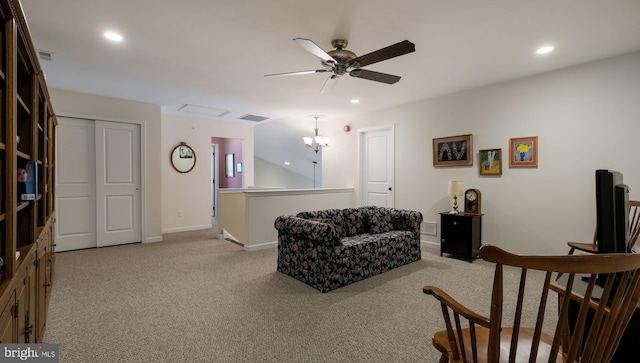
[567, 200, 640, 254]
[424, 245, 640, 362]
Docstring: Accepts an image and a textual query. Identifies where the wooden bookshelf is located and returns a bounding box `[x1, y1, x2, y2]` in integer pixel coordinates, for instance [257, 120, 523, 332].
[0, 0, 56, 343]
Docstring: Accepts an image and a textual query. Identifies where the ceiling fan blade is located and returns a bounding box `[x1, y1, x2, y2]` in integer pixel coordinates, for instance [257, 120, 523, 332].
[349, 69, 401, 84]
[352, 40, 415, 67]
[320, 75, 340, 94]
[264, 69, 328, 77]
[293, 38, 336, 63]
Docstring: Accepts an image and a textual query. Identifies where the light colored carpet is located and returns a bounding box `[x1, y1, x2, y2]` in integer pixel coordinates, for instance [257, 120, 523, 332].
[43, 229, 555, 362]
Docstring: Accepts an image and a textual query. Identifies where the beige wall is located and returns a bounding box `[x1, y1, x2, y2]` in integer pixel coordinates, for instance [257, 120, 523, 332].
[161, 113, 254, 233]
[49, 88, 163, 242]
[218, 191, 247, 243]
[322, 51, 640, 255]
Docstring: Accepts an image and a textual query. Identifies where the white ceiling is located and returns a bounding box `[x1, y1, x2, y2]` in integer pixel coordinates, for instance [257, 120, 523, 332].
[20, 0, 640, 180]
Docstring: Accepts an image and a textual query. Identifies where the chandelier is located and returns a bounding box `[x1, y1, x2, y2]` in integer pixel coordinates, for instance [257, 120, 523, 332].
[303, 116, 330, 153]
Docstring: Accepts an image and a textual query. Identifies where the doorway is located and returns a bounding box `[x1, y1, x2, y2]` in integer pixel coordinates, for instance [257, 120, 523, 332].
[211, 144, 218, 219]
[211, 137, 244, 189]
[358, 125, 395, 207]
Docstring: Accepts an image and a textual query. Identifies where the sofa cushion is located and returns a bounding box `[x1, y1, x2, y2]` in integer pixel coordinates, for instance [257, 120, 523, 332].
[342, 207, 369, 236]
[311, 217, 334, 227]
[297, 209, 346, 238]
[339, 233, 379, 248]
[369, 207, 394, 234]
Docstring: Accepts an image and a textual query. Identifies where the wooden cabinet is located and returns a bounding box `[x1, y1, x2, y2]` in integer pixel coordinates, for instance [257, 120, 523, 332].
[0, 0, 56, 344]
[440, 213, 482, 262]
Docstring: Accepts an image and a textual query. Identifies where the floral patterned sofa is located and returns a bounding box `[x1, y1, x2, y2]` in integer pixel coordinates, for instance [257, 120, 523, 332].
[274, 206, 423, 292]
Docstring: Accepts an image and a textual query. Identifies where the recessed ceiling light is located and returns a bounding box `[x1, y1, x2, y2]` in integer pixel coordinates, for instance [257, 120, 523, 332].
[536, 46, 554, 55]
[351, 99, 360, 104]
[104, 31, 123, 42]
[284, 161, 291, 166]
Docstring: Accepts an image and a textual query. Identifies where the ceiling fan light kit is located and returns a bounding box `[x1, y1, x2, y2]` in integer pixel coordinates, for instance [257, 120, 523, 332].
[265, 37, 415, 93]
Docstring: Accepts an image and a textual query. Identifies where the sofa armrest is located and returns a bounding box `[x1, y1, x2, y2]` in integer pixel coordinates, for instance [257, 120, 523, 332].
[274, 216, 340, 248]
[391, 209, 423, 233]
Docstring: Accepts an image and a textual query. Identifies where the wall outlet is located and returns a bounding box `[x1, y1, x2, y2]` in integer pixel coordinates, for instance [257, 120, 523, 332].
[177, 210, 183, 217]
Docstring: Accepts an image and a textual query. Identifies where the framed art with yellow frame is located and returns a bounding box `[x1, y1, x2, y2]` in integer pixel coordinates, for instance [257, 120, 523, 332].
[509, 136, 538, 168]
[478, 148, 502, 175]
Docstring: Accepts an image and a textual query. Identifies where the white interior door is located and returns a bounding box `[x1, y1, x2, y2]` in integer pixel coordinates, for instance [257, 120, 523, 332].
[360, 126, 395, 207]
[95, 121, 142, 247]
[55, 117, 96, 251]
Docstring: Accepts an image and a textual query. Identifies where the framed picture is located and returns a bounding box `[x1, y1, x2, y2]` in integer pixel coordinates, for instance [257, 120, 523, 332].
[509, 136, 538, 168]
[178, 145, 193, 159]
[478, 149, 502, 175]
[433, 134, 473, 167]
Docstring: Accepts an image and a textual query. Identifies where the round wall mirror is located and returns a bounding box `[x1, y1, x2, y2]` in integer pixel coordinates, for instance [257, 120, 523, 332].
[171, 142, 196, 173]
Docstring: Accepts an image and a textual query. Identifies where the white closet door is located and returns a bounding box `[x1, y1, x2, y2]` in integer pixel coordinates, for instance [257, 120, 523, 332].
[55, 118, 142, 251]
[95, 120, 142, 247]
[55, 117, 96, 251]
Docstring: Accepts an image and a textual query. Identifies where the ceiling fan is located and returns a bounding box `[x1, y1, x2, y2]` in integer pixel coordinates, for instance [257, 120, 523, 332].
[265, 38, 415, 93]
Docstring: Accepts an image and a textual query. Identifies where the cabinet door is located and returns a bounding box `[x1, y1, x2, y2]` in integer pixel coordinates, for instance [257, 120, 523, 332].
[0, 295, 16, 343]
[14, 263, 36, 344]
[47, 221, 55, 290]
[26, 263, 36, 343]
[15, 280, 27, 343]
[441, 215, 470, 255]
[441, 214, 476, 260]
[37, 244, 47, 342]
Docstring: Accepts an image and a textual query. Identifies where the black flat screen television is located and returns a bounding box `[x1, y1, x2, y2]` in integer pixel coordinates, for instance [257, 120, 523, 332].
[595, 169, 629, 254]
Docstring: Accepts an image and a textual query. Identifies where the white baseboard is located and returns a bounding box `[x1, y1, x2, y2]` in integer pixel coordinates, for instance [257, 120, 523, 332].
[161, 224, 212, 234]
[145, 236, 163, 243]
[421, 240, 440, 250]
[221, 229, 240, 243]
[244, 241, 277, 252]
